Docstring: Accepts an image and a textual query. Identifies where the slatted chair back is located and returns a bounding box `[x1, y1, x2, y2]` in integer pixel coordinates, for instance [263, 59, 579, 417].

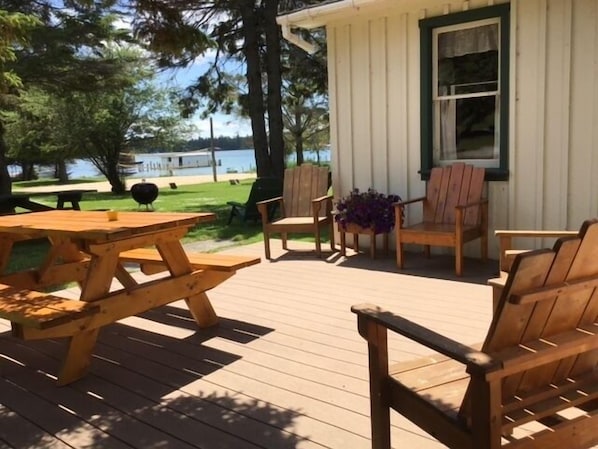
[282, 164, 330, 218]
[423, 163, 485, 226]
[459, 219, 598, 436]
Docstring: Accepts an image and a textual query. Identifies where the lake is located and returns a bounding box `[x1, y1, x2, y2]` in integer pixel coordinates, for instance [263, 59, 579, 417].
[32, 148, 330, 180]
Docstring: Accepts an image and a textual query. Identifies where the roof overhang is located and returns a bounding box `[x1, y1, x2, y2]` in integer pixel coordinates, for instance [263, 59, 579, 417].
[276, 0, 398, 53]
[277, 0, 380, 30]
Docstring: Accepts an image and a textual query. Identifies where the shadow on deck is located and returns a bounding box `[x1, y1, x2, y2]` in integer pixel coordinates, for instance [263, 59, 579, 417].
[0, 240, 497, 449]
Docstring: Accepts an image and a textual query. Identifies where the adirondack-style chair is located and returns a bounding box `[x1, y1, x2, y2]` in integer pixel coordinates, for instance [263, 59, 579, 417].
[226, 177, 283, 224]
[488, 229, 578, 311]
[394, 163, 488, 276]
[257, 164, 334, 259]
[352, 218, 598, 449]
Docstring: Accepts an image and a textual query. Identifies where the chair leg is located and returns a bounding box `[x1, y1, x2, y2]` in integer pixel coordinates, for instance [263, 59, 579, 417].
[424, 245, 431, 258]
[481, 231, 488, 261]
[314, 226, 322, 257]
[367, 323, 391, 449]
[396, 241, 404, 269]
[329, 222, 335, 251]
[455, 244, 463, 277]
[263, 231, 272, 260]
[281, 233, 288, 250]
[340, 228, 347, 256]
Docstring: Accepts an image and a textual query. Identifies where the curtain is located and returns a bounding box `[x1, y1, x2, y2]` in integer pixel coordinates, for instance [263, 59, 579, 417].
[438, 24, 498, 59]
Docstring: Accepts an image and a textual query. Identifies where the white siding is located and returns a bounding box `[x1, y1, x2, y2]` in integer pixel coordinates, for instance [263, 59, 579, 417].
[325, 0, 598, 257]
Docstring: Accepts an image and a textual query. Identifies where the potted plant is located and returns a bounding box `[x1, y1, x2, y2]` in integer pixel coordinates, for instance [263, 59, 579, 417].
[334, 188, 402, 234]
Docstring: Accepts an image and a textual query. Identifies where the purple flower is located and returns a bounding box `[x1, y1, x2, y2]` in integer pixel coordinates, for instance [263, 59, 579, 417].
[334, 188, 402, 233]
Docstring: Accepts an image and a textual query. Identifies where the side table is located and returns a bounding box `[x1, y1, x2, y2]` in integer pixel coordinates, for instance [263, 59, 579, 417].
[339, 223, 389, 259]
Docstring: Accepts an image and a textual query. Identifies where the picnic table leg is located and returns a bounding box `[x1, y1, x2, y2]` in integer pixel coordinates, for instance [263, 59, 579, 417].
[55, 251, 119, 384]
[185, 292, 219, 327]
[57, 328, 99, 386]
[156, 239, 220, 327]
[0, 238, 14, 274]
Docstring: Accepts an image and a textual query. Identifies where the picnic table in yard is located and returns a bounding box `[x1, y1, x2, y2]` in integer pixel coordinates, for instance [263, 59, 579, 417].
[0, 210, 260, 385]
[0, 189, 97, 214]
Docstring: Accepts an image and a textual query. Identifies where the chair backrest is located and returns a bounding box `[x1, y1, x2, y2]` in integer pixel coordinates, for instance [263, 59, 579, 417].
[244, 177, 283, 220]
[423, 163, 485, 225]
[282, 164, 330, 217]
[460, 219, 598, 422]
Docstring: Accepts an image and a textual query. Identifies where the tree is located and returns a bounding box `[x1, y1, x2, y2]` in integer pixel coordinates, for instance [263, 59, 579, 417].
[3, 88, 66, 181]
[0, 0, 131, 193]
[130, 0, 326, 180]
[0, 9, 40, 191]
[281, 30, 328, 165]
[51, 50, 193, 193]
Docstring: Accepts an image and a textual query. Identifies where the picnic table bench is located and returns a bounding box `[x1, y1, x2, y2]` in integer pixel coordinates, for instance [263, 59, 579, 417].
[0, 189, 97, 214]
[120, 248, 260, 274]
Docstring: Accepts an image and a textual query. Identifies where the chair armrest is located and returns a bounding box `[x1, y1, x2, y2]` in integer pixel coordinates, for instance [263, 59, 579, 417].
[351, 303, 498, 374]
[394, 196, 426, 207]
[495, 229, 578, 272]
[311, 194, 331, 204]
[495, 230, 578, 239]
[256, 196, 283, 207]
[455, 198, 489, 210]
[311, 195, 332, 217]
[393, 197, 425, 229]
[257, 196, 284, 224]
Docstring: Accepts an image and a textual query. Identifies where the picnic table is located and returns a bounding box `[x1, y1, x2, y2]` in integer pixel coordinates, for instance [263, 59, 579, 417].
[0, 210, 260, 385]
[0, 189, 97, 214]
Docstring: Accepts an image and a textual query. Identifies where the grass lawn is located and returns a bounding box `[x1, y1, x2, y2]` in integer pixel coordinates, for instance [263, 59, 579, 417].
[8, 177, 333, 273]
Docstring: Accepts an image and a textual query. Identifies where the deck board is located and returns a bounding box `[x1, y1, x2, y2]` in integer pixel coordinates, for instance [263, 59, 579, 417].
[0, 240, 499, 449]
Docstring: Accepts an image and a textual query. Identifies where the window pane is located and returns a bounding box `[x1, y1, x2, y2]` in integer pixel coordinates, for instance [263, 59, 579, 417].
[436, 96, 497, 162]
[437, 24, 499, 95]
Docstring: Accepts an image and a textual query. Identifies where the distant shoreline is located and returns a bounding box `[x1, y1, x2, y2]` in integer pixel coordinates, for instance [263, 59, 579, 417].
[15, 173, 257, 194]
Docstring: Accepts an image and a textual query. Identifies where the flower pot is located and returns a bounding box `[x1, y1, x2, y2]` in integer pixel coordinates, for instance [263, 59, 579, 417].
[338, 222, 389, 259]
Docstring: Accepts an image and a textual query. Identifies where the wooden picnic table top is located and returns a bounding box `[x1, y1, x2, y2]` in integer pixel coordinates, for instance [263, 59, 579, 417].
[0, 210, 215, 240]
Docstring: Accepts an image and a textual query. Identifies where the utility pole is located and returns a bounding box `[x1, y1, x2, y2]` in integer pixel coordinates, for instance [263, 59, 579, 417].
[210, 117, 217, 182]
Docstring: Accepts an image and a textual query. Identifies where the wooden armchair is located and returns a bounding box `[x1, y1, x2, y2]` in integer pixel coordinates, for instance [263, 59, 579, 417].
[394, 163, 488, 276]
[353, 218, 598, 449]
[488, 229, 578, 312]
[257, 164, 335, 259]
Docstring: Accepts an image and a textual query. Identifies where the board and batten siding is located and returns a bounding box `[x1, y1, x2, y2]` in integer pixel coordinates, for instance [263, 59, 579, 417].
[327, 0, 598, 257]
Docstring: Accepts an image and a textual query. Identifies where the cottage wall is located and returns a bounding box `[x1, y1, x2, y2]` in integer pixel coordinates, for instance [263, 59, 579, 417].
[325, 0, 598, 257]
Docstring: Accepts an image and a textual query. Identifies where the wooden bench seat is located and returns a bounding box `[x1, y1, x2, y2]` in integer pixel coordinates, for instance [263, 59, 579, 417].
[0, 283, 99, 331]
[119, 248, 261, 275]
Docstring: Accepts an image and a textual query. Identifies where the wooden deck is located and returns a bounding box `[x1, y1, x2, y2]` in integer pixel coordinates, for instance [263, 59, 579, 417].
[0, 240, 498, 449]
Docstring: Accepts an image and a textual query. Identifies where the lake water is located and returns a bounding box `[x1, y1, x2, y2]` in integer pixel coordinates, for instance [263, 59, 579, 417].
[38, 148, 330, 179]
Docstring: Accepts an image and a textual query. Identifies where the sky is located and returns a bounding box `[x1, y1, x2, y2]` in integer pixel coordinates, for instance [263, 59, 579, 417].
[110, 13, 252, 139]
[158, 65, 252, 139]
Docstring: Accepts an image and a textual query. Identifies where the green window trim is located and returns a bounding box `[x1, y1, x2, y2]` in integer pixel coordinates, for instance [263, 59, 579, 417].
[419, 4, 510, 181]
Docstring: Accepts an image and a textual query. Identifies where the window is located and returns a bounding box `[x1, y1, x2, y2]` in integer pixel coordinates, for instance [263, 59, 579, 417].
[420, 5, 510, 181]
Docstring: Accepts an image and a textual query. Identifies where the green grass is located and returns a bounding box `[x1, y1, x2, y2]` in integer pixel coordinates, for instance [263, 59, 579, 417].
[7, 177, 333, 273]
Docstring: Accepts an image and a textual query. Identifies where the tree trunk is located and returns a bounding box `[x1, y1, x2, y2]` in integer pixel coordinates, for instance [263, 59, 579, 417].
[0, 123, 12, 194]
[239, 2, 272, 178]
[21, 162, 36, 180]
[56, 160, 69, 183]
[294, 108, 304, 165]
[107, 167, 126, 194]
[264, 0, 285, 179]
